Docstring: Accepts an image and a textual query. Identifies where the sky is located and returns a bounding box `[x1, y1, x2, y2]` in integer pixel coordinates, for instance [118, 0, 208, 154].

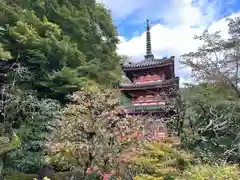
[97, 0, 240, 86]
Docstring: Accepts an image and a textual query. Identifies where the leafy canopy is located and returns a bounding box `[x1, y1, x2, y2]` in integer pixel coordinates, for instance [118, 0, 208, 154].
[0, 0, 122, 100]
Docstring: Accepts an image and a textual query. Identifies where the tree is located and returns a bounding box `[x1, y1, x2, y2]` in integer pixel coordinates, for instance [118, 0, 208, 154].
[228, 17, 240, 39]
[0, 0, 122, 100]
[181, 94, 240, 163]
[180, 17, 240, 163]
[45, 90, 143, 178]
[180, 17, 240, 98]
[5, 93, 61, 173]
[226, 17, 240, 95]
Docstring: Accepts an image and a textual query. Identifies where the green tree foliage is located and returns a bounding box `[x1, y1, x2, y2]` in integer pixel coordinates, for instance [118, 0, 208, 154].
[0, 132, 20, 178]
[180, 17, 240, 163]
[132, 138, 193, 180]
[0, 0, 122, 100]
[3, 171, 85, 180]
[177, 164, 240, 180]
[0, 0, 124, 177]
[0, 26, 12, 60]
[45, 90, 143, 177]
[181, 95, 240, 163]
[4, 92, 61, 173]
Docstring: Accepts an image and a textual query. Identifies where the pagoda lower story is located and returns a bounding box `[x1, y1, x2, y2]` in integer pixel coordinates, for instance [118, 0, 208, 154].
[121, 76, 179, 116]
[120, 72, 179, 117]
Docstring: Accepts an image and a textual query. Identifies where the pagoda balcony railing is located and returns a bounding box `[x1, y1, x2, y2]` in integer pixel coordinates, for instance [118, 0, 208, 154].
[124, 104, 165, 110]
[122, 99, 176, 111]
[122, 104, 167, 114]
[119, 77, 179, 88]
[134, 77, 164, 84]
[132, 100, 166, 106]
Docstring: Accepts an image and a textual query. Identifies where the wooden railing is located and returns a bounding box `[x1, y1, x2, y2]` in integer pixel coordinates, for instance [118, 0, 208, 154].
[134, 77, 164, 84]
[132, 100, 166, 106]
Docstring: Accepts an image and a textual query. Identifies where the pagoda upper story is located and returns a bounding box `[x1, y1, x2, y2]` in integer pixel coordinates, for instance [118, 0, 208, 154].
[119, 20, 179, 115]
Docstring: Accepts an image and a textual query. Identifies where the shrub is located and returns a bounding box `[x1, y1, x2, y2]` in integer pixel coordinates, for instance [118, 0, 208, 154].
[46, 90, 143, 173]
[177, 164, 240, 180]
[131, 139, 193, 180]
[5, 94, 61, 173]
[3, 172, 36, 180]
[3, 171, 84, 180]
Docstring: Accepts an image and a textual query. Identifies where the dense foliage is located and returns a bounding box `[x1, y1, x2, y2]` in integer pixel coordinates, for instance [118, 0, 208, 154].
[180, 17, 240, 164]
[5, 94, 61, 173]
[0, 0, 122, 100]
[177, 164, 240, 180]
[132, 138, 193, 180]
[0, 0, 123, 178]
[181, 84, 240, 163]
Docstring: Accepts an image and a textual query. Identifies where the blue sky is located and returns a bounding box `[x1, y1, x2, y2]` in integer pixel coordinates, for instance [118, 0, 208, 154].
[114, 0, 239, 39]
[98, 0, 240, 85]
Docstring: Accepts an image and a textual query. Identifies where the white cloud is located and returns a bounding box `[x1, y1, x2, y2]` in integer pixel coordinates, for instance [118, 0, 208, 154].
[98, 0, 219, 28]
[98, 0, 239, 86]
[117, 12, 240, 86]
[118, 25, 204, 58]
[163, 0, 202, 27]
[97, 0, 147, 19]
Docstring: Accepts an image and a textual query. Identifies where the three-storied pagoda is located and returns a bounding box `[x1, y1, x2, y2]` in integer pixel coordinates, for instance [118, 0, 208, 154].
[119, 20, 179, 122]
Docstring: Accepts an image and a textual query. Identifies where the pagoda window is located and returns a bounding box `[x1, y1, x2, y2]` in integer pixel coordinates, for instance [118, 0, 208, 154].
[155, 94, 164, 101]
[146, 74, 151, 79]
[132, 97, 137, 102]
[145, 95, 154, 102]
[137, 76, 144, 82]
[137, 96, 144, 102]
[162, 73, 166, 79]
[159, 72, 166, 80]
[134, 76, 140, 83]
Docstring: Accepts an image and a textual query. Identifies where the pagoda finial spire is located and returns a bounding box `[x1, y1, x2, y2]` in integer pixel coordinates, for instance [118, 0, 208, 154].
[145, 19, 154, 59]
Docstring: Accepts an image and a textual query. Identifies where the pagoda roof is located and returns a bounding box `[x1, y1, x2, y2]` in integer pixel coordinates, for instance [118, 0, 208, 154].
[121, 56, 174, 71]
[119, 77, 179, 90]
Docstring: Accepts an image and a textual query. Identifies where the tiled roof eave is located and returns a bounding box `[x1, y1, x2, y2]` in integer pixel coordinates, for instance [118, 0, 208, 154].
[121, 58, 174, 71]
[122, 62, 173, 71]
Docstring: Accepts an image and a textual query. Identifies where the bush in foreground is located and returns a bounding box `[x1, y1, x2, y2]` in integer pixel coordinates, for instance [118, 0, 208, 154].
[130, 138, 193, 180]
[177, 164, 240, 180]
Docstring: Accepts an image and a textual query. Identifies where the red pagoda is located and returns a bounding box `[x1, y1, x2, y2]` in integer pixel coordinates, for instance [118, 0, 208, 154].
[119, 20, 179, 123]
